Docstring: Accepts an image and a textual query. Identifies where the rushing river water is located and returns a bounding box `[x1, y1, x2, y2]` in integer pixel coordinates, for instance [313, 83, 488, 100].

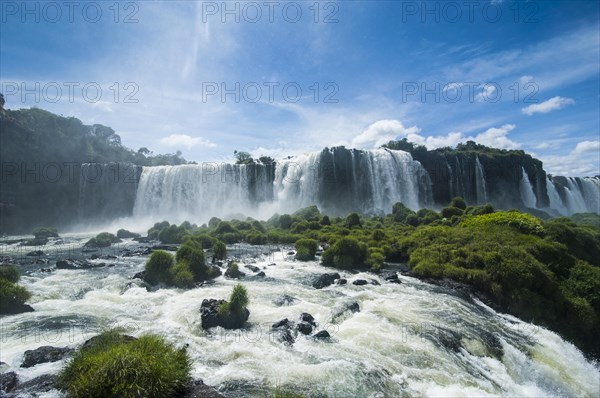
[1, 236, 599, 398]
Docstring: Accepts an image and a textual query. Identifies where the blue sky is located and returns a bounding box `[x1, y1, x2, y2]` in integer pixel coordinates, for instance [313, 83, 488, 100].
[1, 0, 599, 176]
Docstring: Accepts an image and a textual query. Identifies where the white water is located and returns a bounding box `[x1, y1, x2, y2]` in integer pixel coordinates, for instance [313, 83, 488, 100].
[133, 149, 429, 224]
[2, 241, 599, 397]
[519, 168, 537, 209]
[545, 177, 567, 215]
[474, 156, 487, 204]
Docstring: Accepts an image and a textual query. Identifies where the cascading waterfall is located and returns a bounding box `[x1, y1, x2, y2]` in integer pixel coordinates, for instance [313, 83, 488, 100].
[474, 156, 487, 203]
[545, 177, 567, 215]
[519, 168, 537, 209]
[133, 148, 432, 222]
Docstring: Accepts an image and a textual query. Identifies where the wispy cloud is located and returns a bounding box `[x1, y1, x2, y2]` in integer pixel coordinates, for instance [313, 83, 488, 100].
[521, 96, 575, 116]
[159, 134, 216, 149]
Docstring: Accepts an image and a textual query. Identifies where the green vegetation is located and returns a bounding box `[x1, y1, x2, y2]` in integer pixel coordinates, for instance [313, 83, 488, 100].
[58, 329, 191, 398]
[0, 266, 31, 314]
[144, 251, 175, 285]
[212, 240, 227, 260]
[218, 283, 249, 316]
[568, 212, 600, 227]
[32, 227, 58, 239]
[295, 238, 319, 261]
[85, 232, 122, 248]
[321, 237, 368, 269]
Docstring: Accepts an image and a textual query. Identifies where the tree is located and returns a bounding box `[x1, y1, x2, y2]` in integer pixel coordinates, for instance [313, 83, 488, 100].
[234, 151, 254, 165]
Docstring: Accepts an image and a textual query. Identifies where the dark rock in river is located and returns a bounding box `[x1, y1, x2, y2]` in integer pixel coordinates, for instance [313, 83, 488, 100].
[273, 294, 296, 306]
[152, 244, 178, 251]
[381, 271, 401, 284]
[312, 272, 340, 289]
[296, 321, 313, 335]
[336, 278, 347, 285]
[26, 250, 45, 257]
[314, 330, 330, 339]
[299, 312, 317, 327]
[200, 299, 249, 329]
[370, 279, 381, 286]
[133, 236, 154, 243]
[352, 279, 368, 286]
[4, 374, 56, 397]
[272, 318, 296, 345]
[244, 264, 261, 273]
[179, 379, 226, 398]
[21, 346, 73, 368]
[20, 237, 48, 246]
[0, 371, 18, 393]
[56, 258, 105, 270]
[117, 229, 141, 239]
[331, 302, 360, 324]
[2, 301, 34, 315]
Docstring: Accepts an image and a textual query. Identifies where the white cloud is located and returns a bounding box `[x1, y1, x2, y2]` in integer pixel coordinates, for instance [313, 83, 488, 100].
[572, 140, 600, 155]
[475, 84, 497, 102]
[351, 120, 420, 148]
[471, 124, 520, 149]
[159, 134, 216, 149]
[521, 96, 575, 116]
[519, 75, 534, 84]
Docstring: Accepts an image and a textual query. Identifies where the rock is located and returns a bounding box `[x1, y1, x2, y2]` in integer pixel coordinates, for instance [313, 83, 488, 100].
[8, 374, 56, 396]
[287, 251, 295, 255]
[370, 279, 381, 286]
[255, 271, 266, 277]
[336, 278, 347, 285]
[56, 259, 105, 270]
[352, 279, 368, 286]
[244, 264, 260, 273]
[117, 229, 141, 239]
[198, 280, 216, 288]
[21, 346, 72, 368]
[152, 244, 178, 251]
[207, 265, 222, 278]
[299, 313, 317, 327]
[21, 237, 48, 246]
[312, 272, 340, 289]
[133, 236, 153, 243]
[314, 330, 330, 339]
[0, 372, 18, 393]
[273, 294, 296, 306]
[268, 262, 276, 266]
[26, 250, 45, 257]
[296, 321, 313, 335]
[132, 270, 147, 280]
[381, 271, 402, 284]
[40, 267, 53, 272]
[271, 318, 296, 345]
[180, 379, 226, 398]
[2, 302, 34, 315]
[224, 267, 245, 279]
[331, 302, 360, 323]
[200, 299, 250, 330]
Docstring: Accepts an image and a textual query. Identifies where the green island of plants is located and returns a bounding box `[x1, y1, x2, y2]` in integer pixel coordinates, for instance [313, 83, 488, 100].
[58, 329, 191, 398]
[0, 265, 32, 314]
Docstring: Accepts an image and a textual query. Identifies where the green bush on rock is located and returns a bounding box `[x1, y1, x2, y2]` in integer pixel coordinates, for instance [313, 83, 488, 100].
[85, 232, 121, 248]
[58, 329, 191, 398]
[321, 237, 368, 269]
[295, 238, 319, 261]
[144, 250, 175, 285]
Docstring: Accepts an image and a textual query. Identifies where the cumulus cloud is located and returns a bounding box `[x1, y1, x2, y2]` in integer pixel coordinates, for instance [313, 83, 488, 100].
[472, 124, 520, 149]
[351, 120, 420, 148]
[572, 140, 600, 155]
[521, 96, 575, 116]
[159, 134, 216, 149]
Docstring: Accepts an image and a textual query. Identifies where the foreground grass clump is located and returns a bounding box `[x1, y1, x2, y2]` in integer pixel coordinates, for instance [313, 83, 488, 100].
[218, 283, 249, 315]
[0, 266, 32, 314]
[460, 211, 545, 235]
[58, 329, 191, 398]
[295, 238, 319, 261]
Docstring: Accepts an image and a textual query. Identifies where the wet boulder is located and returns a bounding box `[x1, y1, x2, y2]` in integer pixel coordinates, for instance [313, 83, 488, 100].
[5, 374, 56, 397]
[296, 321, 313, 335]
[380, 271, 401, 284]
[244, 265, 260, 273]
[271, 318, 296, 345]
[21, 346, 73, 368]
[200, 299, 249, 330]
[0, 371, 17, 394]
[336, 278, 347, 285]
[56, 259, 104, 270]
[352, 279, 368, 286]
[312, 273, 340, 289]
[273, 294, 296, 306]
[331, 301, 360, 324]
[314, 330, 330, 339]
[181, 379, 226, 397]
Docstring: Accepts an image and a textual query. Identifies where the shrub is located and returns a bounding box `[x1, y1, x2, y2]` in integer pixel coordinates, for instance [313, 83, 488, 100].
[321, 237, 368, 269]
[246, 231, 267, 245]
[225, 262, 242, 278]
[392, 202, 415, 223]
[461, 211, 544, 236]
[32, 227, 58, 239]
[345, 213, 361, 228]
[290, 221, 309, 234]
[366, 248, 385, 271]
[320, 215, 331, 226]
[215, 221, 236, 234]
[58, 330, 191, 398]
[85, 232, 121, 248]
[175, 245, 207, 281]
[0, 266, 20, 283]
[158, 225, 187, 244]
[144, 251, 175, 285]
[208, 217, 221, 228]
[148, 221, 170, 239]
[417, 208, 441, 224]
[184, 234, 215, 250]
[278, 214, 293, 229]
[295, 239, 319, 261]
[228, 283, 249, 314]
[212, 240, 227, 260]
[171, 263, 194, 288]
[371, 229, 385, 241]
[116, 229, 141, 239]
[405, 214, 419, 227]
[293, 205, 321, 221]
[449, 197, 467, 210]
[0, 279, 31, 314]
[441, 206, 464, 219]
[465, 204, 494, 216]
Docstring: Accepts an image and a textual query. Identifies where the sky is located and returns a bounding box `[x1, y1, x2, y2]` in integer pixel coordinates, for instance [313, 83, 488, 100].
[1, 0, 599, 176]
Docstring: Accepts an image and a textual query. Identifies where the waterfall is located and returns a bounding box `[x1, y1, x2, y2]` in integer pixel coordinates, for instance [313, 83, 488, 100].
[519, 168, 537, 209]
[474, 156, 487, 203]
[133, 163, 274, 223]
[545, 177, 567, 215]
